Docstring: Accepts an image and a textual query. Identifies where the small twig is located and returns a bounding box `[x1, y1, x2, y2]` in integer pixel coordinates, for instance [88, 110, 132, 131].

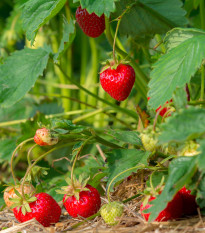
[96, 144, 106, 162]
[197, 207, 204, 227]
[52, 157, 71, 168]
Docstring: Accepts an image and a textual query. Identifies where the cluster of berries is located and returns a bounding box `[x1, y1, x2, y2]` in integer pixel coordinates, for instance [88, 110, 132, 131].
[4, 181, 101, 227]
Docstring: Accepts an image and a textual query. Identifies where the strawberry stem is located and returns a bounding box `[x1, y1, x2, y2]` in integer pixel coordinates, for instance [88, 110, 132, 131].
[70, 136, 94, 189]
[10, 138, 34, 185]
[21, 143, 74, 199]
[27, 144, 38, 167]
[113, 17, 122, 64]
[104, 17, 148, 101]
[153, 110, 160, 132]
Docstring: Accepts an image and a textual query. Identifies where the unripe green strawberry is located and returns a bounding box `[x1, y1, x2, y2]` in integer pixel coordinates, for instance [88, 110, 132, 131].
[179, 141, 200, 156]
[161, 142, 178, 155]
[140, 126, 159, 152]
[100, 201, 124, 225]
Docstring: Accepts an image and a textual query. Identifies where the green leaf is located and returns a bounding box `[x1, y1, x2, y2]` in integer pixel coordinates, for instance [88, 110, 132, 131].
[106, 129, 142, 146]
[148, 35, 205, 109]
[197, 140, 205, 172]
[196, 173, 205, 209]
[0, 47, 51, 108]
[75, 0, 118, 17]
[158, 107, 205, 143]
[106, 149, 150, 191]
[148, 156, 197, 222]
[54, 16, 76, 61]
[0, 139, 17, 163]
[172, 87, 187, 111]
[115, 0, 188, 37]
[51, 119, 87, 133]
[21, 0, 66, 42]
[164, 28, 205, 52]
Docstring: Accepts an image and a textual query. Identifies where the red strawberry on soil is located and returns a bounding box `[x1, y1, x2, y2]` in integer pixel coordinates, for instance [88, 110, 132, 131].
[13, 193, 61, 227]
[76, 6, 105, 38]
[178, 187, 198, 215]
[140, 192, 183, 221]
[34, 128, 58, 146]
[100, 64, 135, 101]
[63, 184, 101, 218]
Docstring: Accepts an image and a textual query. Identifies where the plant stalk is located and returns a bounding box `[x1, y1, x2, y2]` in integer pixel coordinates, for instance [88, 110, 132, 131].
[10, 138, 34, 185]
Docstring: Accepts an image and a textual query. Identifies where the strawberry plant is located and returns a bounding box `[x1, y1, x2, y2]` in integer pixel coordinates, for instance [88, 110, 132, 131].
[1, 0, 205, 231]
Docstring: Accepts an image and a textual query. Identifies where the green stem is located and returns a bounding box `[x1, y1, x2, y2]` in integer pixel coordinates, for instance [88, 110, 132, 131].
[27, 144, 38, 167]
[87, 38, 98, 107]
[62, 212, 100, 231]
[55, 64, 139, 120]
[0, 109, 92, 127]
[122, 193, 141, 203]
[155, 34, 166, 54]
[80, 33, 88, 110]
[70, 136, 94, 188]
[21, 143, 73, 197]
[73, 108, 105, 124]
[32, 92, 95, 109]
[189, 100, 205, 105]
[113, 17, 122, 63]
[200, 0, 205, 30]
[105, 17, 148, 101]
[10, 138, 34, 185]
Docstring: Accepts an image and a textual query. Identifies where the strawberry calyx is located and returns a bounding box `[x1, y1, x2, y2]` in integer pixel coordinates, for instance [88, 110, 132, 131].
[6, 184, 37, 215]
[56, 175, 90, 201]
[100, 58, 131, 74]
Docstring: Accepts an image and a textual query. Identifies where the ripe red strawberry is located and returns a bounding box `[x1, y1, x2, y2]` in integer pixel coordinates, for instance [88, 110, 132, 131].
[63, 184, 101, 218]
[76, 6, 105, 38]
[4, 184, 35, 208]
[178, 187, 198, 215]
[13, 193, 61, 227]
[147, 97, 173, 117]
[140, 192, 183, 221]
[34, 128, 58, 146]
[100, 64, 135, 101]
